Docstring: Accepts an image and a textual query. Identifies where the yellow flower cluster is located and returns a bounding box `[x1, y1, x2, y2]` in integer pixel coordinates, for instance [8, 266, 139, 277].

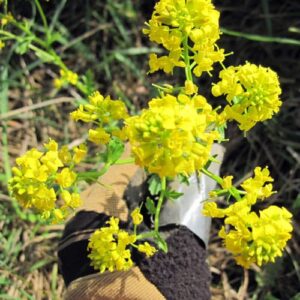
[144, 0, 224, 76]
[8, 139, 87, 223]
[88, 217, 136, 273]
[88, 216, 157, 273]
[53, 69, 78, 89]
[212, 62, 282, 131]
[71, 91, 128, 145]
[1, 12, 14, 26]
[203, 167, 293, 268]
[126, 93, 219, 178]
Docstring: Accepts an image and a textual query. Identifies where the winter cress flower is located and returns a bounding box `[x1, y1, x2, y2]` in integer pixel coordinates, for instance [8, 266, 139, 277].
[212, 62, 282, 131]
[71, 91, 128, 145]
[8, 139, 86, 223]
[203, 167, 293, 268]
[126, 93, 219, 178]
[144, 0, 225, 76]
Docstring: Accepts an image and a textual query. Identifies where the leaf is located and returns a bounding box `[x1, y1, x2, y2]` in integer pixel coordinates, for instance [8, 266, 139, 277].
[155, 232, 168, 253]
[101, 137, 125, 165]
[164, 189, 183, 200]
[148, 174, 161, 196]
[178, 173, 189, 185]
[145, 197, 156, 214]
[15, 40, 32, 55]
[34, 48, 55, 63]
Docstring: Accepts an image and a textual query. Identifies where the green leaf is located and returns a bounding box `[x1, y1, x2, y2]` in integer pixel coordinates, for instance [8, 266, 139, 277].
[101, 137, 125, 165]
[155, 232, 168, 253]
[164, 189, 183, 200]
[178, 174, 189, 185]
[148, 174, 161, 196]
[15, 39, 32, 55]
[34, 48, 55, 63]
[145, 197, 156, 214]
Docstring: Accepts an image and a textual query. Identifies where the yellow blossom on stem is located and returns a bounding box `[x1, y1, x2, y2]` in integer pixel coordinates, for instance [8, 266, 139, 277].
[137, 242, 157, 257]
[1, 12, 14, 26]
[184, 80, 198, 95]
[131, 208, 143, 225]
[221, 175, 233, 189]
[88, 127, 110, 145]
[56, 167, 77, 188]
[88, 217, 136, 273]
[72, 144, 87, 164]
[144, 0, 225, 76]
[126, 93, 219, 178]
[71, 91, 128, 145]
[203, 166, 293, 268]
[61, 190, 82, 209]
[212, 62, 282, 131]
[53, 69, 78, 89]
[8, 139, 82, 223]
[241, 166, 274, 205]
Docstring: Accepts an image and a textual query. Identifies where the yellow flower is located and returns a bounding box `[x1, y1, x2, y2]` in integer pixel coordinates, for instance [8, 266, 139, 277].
[41, 149, 63, 172]
[131, 208, 143, 225]
[61, 190, 82, 209]
[88, 217, 136, 273]
[221, 175, 233, 189]
[241, 166, 274, 205]
[203, 202, 226, 218]
[71, 91, 128, 145]
[220, 205, 293, 268]
[126, 93, 219, 178]
[72, 144, 87, 164]
[1, 12, 14, 26]
[53, 78, 63, 89]
[56, 167, 77, 188]
[9, 139, 82, 223]
[213, 62, 282, 131]
[184, 80, 198, 95]
[144, 0, 224, 76]
[88, 127, 110, 145]
[137, 242, 157, 257]
[53, 69, 78, 89]
[58, 145, 72, 165]
[203, 166, 293, 268]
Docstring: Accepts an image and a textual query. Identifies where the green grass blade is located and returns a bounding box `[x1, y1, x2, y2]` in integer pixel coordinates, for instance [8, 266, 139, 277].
[221, 27, 300, 46]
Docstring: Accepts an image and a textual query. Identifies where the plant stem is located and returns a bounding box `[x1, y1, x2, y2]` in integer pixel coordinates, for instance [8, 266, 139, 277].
[201, 167, 222, 185]
[34, 0, 49, 33]
[183, 35, 193, 82]
[114, 157, 135, 165]
[154, 176, 166, 232]
[136, 231, 156, 240]
[77, 164, 111, 181]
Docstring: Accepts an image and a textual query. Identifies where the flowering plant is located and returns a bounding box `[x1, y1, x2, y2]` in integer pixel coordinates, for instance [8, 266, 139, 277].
[4, 0, 293, 274]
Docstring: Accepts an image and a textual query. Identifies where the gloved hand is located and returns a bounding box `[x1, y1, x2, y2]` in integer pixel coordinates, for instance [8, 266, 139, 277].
[58, 145, 224, 300]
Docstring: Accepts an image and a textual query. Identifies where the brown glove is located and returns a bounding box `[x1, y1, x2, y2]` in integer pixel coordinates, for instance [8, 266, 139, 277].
[58, 147, 211, 300]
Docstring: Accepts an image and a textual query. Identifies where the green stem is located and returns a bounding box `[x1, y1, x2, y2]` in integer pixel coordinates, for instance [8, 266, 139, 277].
[114, 157, 135, 165]
[34, 0, 49, 32]
[0, 65, 11, 182]
[77, 163, 111, 181]
[136, 231, 156, 240]
[4, 0, 7, 14]
[201, 167, 222, 185]
[183, 35, 193, 82]
[154, 177, 166, 232]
